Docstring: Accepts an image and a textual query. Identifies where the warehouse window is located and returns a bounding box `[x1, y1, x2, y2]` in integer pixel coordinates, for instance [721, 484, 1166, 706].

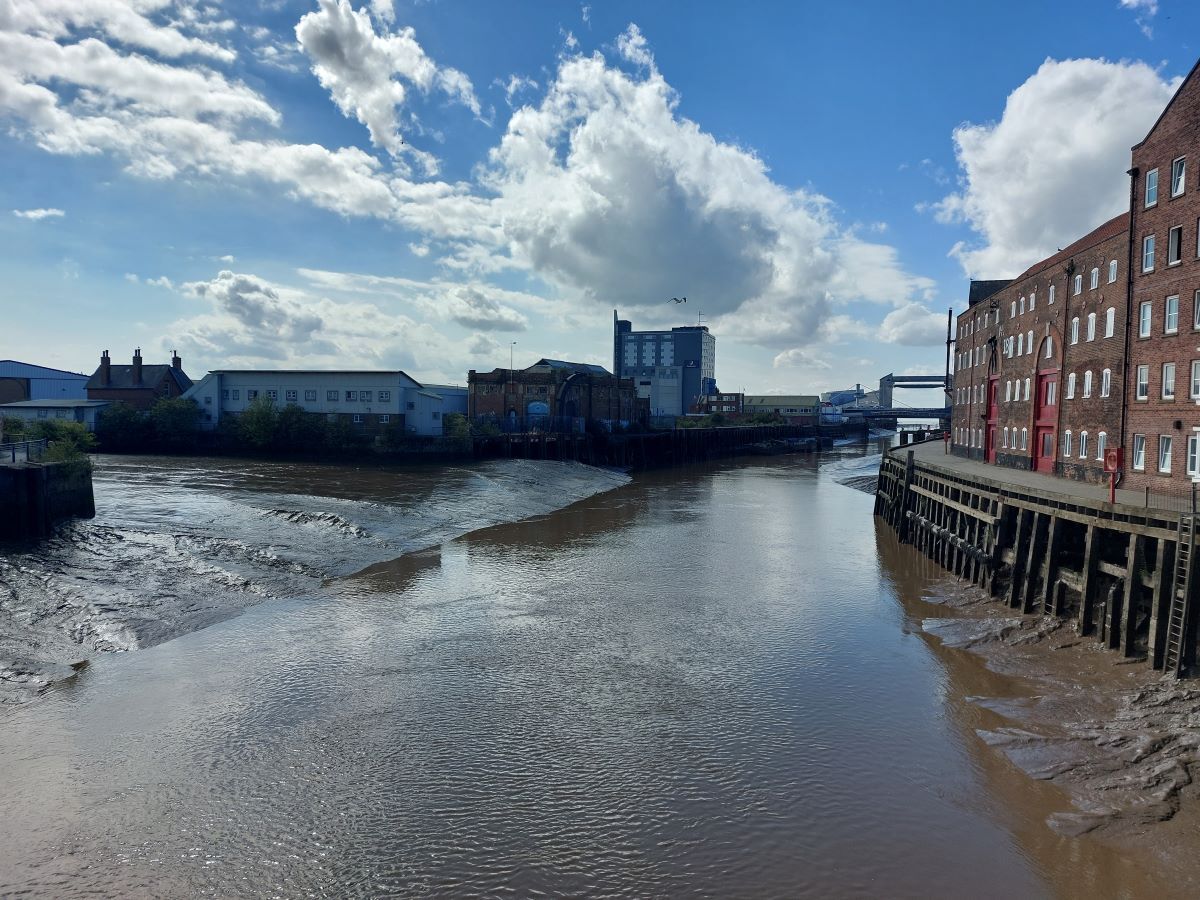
[1002, 427, 1009, 448]
[1029, 291, 1036, 310]
[1167, 295, 1180, 333]
[1108, 260, 1118, 283]
[1026, 329, 1033, 354]
[1086, 313, 1096, 341]
[1139, 301, 1152, 337]
[1105, 307, 1115, 338]
[1073, 274, 1083, 295]
[1097, 432, 1107, 461]
[1066, 372, 1076, 398]
[327, 390, 338, 401]
[1063, 431, 1073, 457]
[305, 390, 317, 401]
[1163, 363, 1176, 399]
[1133, 435, 1146, 470]
[1160, 436, 1173, 473]
[1070, 317, 1079, 344]
[1090, 267, 1099, 290]
[1079, 431, 1088, 459]
[285, 389, 297, 402]
[1049, 284, 1056, 304]
[1101, 368, 1111, 398]
[1021, 428, 1028, 450]
[1045, 335, 1054, 358]
[1083, 371, 1093, 398]
[1136, 365, 1149, 400]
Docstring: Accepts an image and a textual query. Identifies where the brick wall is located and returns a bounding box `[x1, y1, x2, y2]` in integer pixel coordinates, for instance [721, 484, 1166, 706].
[1125, 67, 1200, 494]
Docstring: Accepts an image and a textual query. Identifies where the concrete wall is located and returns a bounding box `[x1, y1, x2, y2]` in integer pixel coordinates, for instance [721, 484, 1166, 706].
[0, 460, 95, 541]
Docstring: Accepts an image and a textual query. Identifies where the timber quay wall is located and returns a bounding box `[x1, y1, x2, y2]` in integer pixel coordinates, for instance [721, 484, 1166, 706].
[875, 444, 1200, 677]
[473, 424, 810, 469]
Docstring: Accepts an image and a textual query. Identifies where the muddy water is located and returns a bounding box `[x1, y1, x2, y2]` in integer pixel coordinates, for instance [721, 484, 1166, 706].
[0, 452, 1186, 897]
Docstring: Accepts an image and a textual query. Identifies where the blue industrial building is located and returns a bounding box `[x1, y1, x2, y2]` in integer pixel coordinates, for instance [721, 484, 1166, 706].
[612, 311, 716, 417]
[0, 359, 89, 404]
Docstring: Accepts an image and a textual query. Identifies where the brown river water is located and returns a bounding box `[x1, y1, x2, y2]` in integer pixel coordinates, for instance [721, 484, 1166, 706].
[0, 448, 1193, 897]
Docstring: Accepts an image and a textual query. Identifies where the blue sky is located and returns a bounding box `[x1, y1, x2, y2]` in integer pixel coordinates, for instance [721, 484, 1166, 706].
[2, 0, 1198, 402]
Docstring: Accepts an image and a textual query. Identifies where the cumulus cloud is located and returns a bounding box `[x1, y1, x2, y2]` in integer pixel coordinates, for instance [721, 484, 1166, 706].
[1119, 0, 1158, 37]
[935, 58, 1178, 276]
[297, 267, 532, 331]
[878, 303, 947, 347]
[12, 207, 65, 220]
[296, 0, 480, 170]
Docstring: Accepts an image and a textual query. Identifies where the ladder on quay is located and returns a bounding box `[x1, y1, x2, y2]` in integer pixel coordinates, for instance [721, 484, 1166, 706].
[1165, 514, 1196, 676]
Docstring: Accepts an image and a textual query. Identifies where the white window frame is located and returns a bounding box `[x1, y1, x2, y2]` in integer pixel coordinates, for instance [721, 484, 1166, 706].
[1019, 296, 1025, 314]
[1097, 432, 1107, 462]
[1017, 333, 1024, 355]
[1108, 259, 1118, 284]
[1163, 362, 1176, 400]
[1090, 267, 1099, 290]
[1139, 301, 1152, 337]
[1004, 380, 1012, 403]
[1166, 295, 1180, 334]
[1066, 372, 1076, 399]
[1160, 435, 1173, 474]
[1045, 335, 1054, 359]
[1190, 435, 1200, 478]
[1172, 156, 1186, 197]
[1083, 370, 1093, 398]
[1024, 377, 1030, 401]
[1192, 360, 1200, 399]
[1101, 368, 1111, 398]
[1011, 300, 1017, 319]
[1029, 292, 1036, 310]
[1105, 307, 1115, 338]
[1026, 329, 1034, 355]
[1063, 430, 1073, 457]
[1143, 234, 1156, 273]
[1021, 428, 1028, 451]
[1070, 317, 1080, 344]
[1073, 273, 1083, 295]
[1086, 313, 1096, 341]
[1136, 365, 1149, 400]
[1002, 427, 1009, 448]
[1049, 284, 1056, 304]
[1169, 226, 1183, 266]
[1146, 168, 1159, 207]
[1079, 431, 1089, 460]
[1133, 434, 1145, 470]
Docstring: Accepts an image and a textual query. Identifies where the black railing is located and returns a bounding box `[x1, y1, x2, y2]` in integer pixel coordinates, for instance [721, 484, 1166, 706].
[0, 438, 48, 463]
[472, 414, 593, 434]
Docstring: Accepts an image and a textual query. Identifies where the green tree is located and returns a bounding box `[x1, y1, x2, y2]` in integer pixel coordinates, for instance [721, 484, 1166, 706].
[38, 420, 96, 463]
[149, 397, 201, 450]
[443, 412, 471, 451]
[95, 402, 152, 451]
[238, 396, 279, 449]
[274, 403, 326, 451]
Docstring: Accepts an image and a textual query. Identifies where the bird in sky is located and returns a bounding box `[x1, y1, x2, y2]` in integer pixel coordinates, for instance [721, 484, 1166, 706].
[669, 296, 687, 304]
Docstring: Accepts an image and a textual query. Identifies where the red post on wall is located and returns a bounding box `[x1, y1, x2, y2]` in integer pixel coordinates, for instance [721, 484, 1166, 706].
[1104, 448, 1123, 505]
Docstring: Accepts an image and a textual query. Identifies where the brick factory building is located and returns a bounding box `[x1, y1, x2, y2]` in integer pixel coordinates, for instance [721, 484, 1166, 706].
[951, 215, 1128, 483]
[468, 359, 644, 431]
[948, 57, 1200, 496]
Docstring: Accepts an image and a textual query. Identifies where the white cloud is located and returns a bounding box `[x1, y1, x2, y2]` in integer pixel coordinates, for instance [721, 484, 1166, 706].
[218, 254, 236, 263]
[295, 0, 480, 170]
[934, 58, 1178, 276]
[12, 207, 65, 220]
[124, 272, 139, 282]
[170, 268, 488, 381]
[498, 74, 539, 107]
[878, 303, 947, 347]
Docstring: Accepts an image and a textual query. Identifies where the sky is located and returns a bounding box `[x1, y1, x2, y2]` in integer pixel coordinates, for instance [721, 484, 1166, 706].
[2, 0, 1199, 404]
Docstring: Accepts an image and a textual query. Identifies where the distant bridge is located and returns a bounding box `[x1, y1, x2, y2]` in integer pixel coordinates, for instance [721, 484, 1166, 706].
[878, 372, 950, 409]
[857, 406, 951, 421]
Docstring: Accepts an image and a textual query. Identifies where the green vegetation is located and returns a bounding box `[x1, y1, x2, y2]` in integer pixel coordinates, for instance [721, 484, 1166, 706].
[2, 416, 96, 464]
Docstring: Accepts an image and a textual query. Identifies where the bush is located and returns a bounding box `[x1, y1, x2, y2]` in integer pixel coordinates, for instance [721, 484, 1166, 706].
[39, 420, 95, 463]
[149, 397, 201, 450]
[237, 396, 279, 449]
[96, 402, 153, 451]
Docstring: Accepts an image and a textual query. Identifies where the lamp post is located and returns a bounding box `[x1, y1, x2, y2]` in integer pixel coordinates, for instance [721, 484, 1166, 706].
[509, 341, 517, 426]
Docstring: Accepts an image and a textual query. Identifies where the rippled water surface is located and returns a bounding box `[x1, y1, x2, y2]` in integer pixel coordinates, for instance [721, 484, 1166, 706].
[0, 452, 1177, 897]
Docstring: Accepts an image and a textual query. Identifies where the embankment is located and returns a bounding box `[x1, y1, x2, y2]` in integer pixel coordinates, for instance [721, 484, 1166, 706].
[0, 460, 95, 541]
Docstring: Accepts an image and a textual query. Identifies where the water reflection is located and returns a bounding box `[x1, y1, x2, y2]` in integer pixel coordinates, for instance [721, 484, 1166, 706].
[0, 451, 1175, 897]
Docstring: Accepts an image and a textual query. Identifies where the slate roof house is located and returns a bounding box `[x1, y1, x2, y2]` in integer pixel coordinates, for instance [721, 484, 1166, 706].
[86, 349, 193, 410]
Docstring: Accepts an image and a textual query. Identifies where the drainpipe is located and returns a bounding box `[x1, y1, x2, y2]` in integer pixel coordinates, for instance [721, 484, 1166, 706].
[1120, 168, 1139, 484]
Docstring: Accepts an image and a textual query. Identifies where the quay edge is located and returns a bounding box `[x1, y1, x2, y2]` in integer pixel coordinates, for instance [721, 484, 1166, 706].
[875, 440, 1200, 677]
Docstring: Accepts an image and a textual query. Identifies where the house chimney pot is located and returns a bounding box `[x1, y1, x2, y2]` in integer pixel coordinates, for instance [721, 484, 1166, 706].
[100, 350, 111, 387]
[171, 350, 182, 370]
[132, 348, 143, 385]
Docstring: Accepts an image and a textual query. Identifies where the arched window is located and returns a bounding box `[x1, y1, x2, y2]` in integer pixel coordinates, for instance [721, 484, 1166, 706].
[1017, 333, 1024, 355]
[1029, 291, 1036, 309]
[1097, 432, 1107, 460]
[1090, 267, 1100, 289]
[1024, 377, 1031, 400]
[1105, 307, 1115, 338]
[1108, 260, 1118, 283]
[1005, 380, 1012, 402]
[1063, 430, 1073, 456]
[1026, 329, 1034, 354]
[1086, 313, 1096, 341]
[1049, 284, 1056, 304]
[1070, 317, 1079, 344]
[1079, 431, 1089, 459]
[1074, 274, 1083, 295]
[1002, 427, 1009, 448]
[1011, 300, 1017, 319]
[1045, 335, 1054, 358]
[1066, 372, 1076, 398]
[1101, 368, 1111, 397]
[1021, 428, 1028, 450]
[1019, 296, 1026, 314]
[1083, 370, 1093, 398]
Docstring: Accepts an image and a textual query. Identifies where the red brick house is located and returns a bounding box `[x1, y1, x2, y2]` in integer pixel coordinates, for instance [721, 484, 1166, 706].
[468, 359, 643, 430]
[86, 349, 193, 410]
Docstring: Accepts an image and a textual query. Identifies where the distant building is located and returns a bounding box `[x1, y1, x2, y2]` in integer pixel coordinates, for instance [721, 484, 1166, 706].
[86, 349, 193, 410]
[423, 384, 468, 416]
[743, 395, 819, 426]
[468, 359, 642, 430]
[0, 399, 111, 431]
[691, 392, 744, 415]
[613, 310, 716, 416]
[182, 370, 446, 436]
[0, 359, 88, 403]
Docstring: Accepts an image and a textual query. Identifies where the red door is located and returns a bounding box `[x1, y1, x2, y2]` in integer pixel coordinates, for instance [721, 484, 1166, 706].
[985, 376, 999, 463]
[1034, 372, 1058, 473]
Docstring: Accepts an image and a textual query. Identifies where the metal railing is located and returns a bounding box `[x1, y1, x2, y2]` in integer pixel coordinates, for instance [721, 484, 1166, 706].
[0, 438, 48, 463]
[1140, 483, 1200, 513]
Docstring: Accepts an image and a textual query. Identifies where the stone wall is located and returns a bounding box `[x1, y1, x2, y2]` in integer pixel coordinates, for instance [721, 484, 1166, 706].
[0, 460, 95, 541]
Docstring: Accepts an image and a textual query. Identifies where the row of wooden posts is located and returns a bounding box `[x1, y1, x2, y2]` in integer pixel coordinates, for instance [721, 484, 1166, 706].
[875, 449, 1200, 676]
